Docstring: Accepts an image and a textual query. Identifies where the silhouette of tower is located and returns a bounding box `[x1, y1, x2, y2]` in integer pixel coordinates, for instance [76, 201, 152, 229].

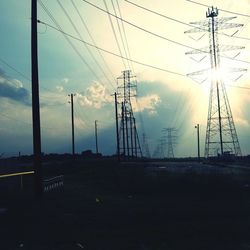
[205, 7, 241, 158]
[152, 139, 165, 159]
[162, 128, 177, 158]
[185, 7, 243, 158]
[116, 70, 142, 159]
[142, 133, 151, 158]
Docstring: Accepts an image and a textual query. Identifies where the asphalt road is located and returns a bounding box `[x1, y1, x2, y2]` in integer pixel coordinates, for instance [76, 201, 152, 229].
[1, 159, 250, 249]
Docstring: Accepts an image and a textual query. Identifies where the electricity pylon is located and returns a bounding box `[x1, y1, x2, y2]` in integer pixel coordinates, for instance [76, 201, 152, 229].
[185, 7, 243, 158]
[142, 133, 151, 158]
[162, 128, 177, 158]
[152, 139, 166, 159]
[116, 70, 142, 159]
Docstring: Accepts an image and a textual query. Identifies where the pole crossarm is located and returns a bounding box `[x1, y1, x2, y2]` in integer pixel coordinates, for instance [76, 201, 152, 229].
[115, 70, 142, 159]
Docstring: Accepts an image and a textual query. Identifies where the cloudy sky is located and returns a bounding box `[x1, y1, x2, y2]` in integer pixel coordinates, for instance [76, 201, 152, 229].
[0, 0, 250, 158]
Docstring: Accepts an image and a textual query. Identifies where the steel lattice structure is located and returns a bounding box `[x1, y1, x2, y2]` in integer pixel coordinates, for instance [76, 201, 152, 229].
[185, 7, 242, 158]
[115, 70, 142, 159]
[162, 128, 177, 159]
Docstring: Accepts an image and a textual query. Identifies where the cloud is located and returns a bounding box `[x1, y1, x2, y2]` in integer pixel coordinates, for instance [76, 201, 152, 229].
[56, 85, 64, 92]
[0, 69, 30, 105]
[77, 81, 112, 109]
[133, 94, 161, 115]
[61, 78, 69, 84]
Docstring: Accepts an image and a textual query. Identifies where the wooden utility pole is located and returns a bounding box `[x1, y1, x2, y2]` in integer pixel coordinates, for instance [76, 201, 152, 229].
[31, 0, 43, 197]
[114, 93, 120, 161]
[95, 120, 99, 154]
[69, 94, 76, 156]
[195, 124, 200, 162]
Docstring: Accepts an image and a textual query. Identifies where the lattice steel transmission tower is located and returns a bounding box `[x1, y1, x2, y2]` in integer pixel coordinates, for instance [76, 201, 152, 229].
[142, 133, 151, 158]
[115, 70, 142, 159]
[152, 139, 165, 159]
[162, 128, 177, 158]
[185, 7, 243, 158]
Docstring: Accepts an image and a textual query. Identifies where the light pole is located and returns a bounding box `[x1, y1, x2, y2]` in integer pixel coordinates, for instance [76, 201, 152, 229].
[195, 124, 200, 162]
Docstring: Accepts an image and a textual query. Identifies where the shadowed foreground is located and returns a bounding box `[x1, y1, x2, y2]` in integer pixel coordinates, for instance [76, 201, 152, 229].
[1, 159, 250, 250]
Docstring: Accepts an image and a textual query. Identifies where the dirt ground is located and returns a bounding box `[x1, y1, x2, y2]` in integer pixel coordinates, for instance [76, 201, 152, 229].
[1, 159, 250, 250]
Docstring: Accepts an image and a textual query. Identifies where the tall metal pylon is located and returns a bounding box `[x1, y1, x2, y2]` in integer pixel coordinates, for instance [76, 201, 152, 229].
[116, 70, 142, 159]
[162, 128, 177, 158]
[185, 7, 243, 158]
[142, 133, 151, 158]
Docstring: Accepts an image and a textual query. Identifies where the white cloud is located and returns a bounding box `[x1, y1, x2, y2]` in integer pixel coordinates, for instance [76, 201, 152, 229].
[77, 81, 112, 109]
[132, 94, 161, 114]
[56, 85, 64, 92]
[61, 78, 69, 84]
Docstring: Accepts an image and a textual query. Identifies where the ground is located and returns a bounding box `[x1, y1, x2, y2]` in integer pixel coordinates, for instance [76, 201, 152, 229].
[1, 159, 250, 250]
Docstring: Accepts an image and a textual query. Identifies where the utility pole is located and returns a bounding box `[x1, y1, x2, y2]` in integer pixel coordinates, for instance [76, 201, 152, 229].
[95, 120, 99, 154]
[121, 102, 126, 157]
[114, 93, 120, 161]
[195, 124, 200, 162]
[68, 93, 76, 156]
[133, 117, 137, 157]
[31, 0, 43, 197]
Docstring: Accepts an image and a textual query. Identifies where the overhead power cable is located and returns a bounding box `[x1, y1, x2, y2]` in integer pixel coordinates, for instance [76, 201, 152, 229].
[80, 0, 204, 51]
[38, 0, 110, 93]
[0, 56, 64, 97]
[115, 0, 135, 73]
[79, 0, 250, 65]
[38, 20, 186, 77]
[103, 0, 127, 69]
[110, 0, 131, 70]
[0, 58, 31, 82]
[185, 0, 250, 18]
[125, 0, 250, 42]
[70, 0, 116, 83]
[125, 0, 206, 30]
[227, 84, 250, 90]
[57, 0, 115, 93]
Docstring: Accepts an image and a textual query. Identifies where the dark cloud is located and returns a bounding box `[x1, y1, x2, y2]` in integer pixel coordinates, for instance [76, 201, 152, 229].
[0, 69, 30, 105]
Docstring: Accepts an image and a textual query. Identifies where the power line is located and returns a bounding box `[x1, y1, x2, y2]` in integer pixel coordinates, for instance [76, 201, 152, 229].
[227, 84, 250, 90]
[0, 58, 31, 82]
[115, 0, 135, 73]
[103, 0, 127, 69]
[110, 0, 131, 70]
[125, 0, 250, 42]
[125, 0, 206, 30]
[79, 0, 250, 65]
[38, 20, 186, 77]
[80, 0, 204, 51]
[57, 0, 115, 93]
[0, 56, 64, 98]
[70, 0, 116, 84]
[185, 0, 250, 18]
[38, 0, 107, 92]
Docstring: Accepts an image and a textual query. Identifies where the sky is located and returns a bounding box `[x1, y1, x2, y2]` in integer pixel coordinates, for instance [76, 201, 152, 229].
[0, 0, 250, 158]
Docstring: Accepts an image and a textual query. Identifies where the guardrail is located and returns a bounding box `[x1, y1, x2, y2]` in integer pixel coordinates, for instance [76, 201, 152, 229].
[0, 171, 34, 189]
[0, 171, 64, 192]
[43, 175, 64, 192]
